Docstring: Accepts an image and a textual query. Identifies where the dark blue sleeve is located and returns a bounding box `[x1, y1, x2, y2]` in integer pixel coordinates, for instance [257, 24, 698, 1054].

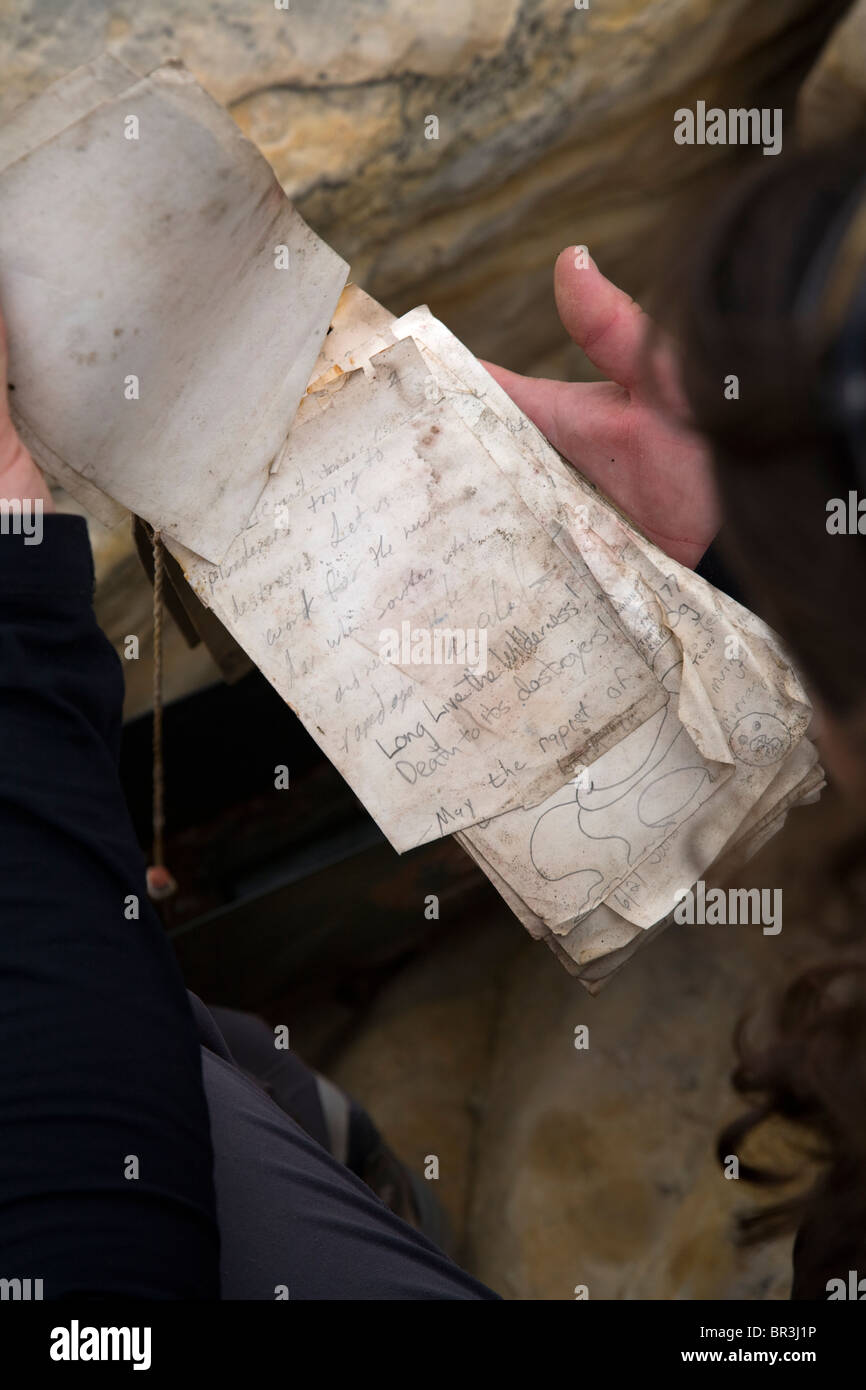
[0, 514, 219, 1298]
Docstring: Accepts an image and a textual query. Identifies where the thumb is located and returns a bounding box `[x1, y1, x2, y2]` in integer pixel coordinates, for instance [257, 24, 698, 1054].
[554, 247, 688, 411]
[553, 247, 650, 390]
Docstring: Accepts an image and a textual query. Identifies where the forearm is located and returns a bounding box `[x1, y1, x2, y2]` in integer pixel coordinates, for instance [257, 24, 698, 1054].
[0, 515, 219, 1297]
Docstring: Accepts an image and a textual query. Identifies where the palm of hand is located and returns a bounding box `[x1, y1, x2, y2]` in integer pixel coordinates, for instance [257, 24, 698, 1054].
[483, 250, 718, 570]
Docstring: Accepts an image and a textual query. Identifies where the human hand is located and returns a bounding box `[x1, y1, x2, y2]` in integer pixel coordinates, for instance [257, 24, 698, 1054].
[0, 302, 54, 510]
[482, 248, 717, 568]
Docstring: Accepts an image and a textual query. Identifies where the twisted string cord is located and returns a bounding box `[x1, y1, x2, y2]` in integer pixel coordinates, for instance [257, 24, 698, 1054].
[152, 528, 165, 870]
[146, 529, 175, 900]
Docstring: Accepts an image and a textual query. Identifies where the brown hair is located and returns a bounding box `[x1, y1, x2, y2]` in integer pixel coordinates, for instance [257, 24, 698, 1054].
[717, 959, 866, 1298]
[666, 134, 866, 1298]
[672, 134, 866, 717]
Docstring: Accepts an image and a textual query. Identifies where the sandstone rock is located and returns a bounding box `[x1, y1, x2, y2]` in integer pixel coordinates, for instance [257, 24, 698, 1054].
[1, 0, 846, 373]
[1, 1, 522, 110]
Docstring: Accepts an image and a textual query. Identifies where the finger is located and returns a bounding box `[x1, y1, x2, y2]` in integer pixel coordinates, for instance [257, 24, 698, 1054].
[553, 247, 655, 391]
[0, 301, 9, 415]
[0, 296, 53, 507]
[480, 359, 625, 462]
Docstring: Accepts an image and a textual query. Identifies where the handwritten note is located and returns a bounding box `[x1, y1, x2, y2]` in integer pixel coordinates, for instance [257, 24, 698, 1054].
[461, 489, 817, 948]
[172, 336, 665, 850]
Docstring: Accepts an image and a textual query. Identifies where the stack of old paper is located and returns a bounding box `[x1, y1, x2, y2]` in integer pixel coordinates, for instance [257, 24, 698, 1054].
[0, 57, 823, 989]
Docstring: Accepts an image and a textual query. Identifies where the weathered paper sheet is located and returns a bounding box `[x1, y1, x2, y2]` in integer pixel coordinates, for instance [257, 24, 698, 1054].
[171, 335, 665, 850]
[0, 58, 348, 560]
[0, 49, 823, 982]
[461, 506, 813, 934]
